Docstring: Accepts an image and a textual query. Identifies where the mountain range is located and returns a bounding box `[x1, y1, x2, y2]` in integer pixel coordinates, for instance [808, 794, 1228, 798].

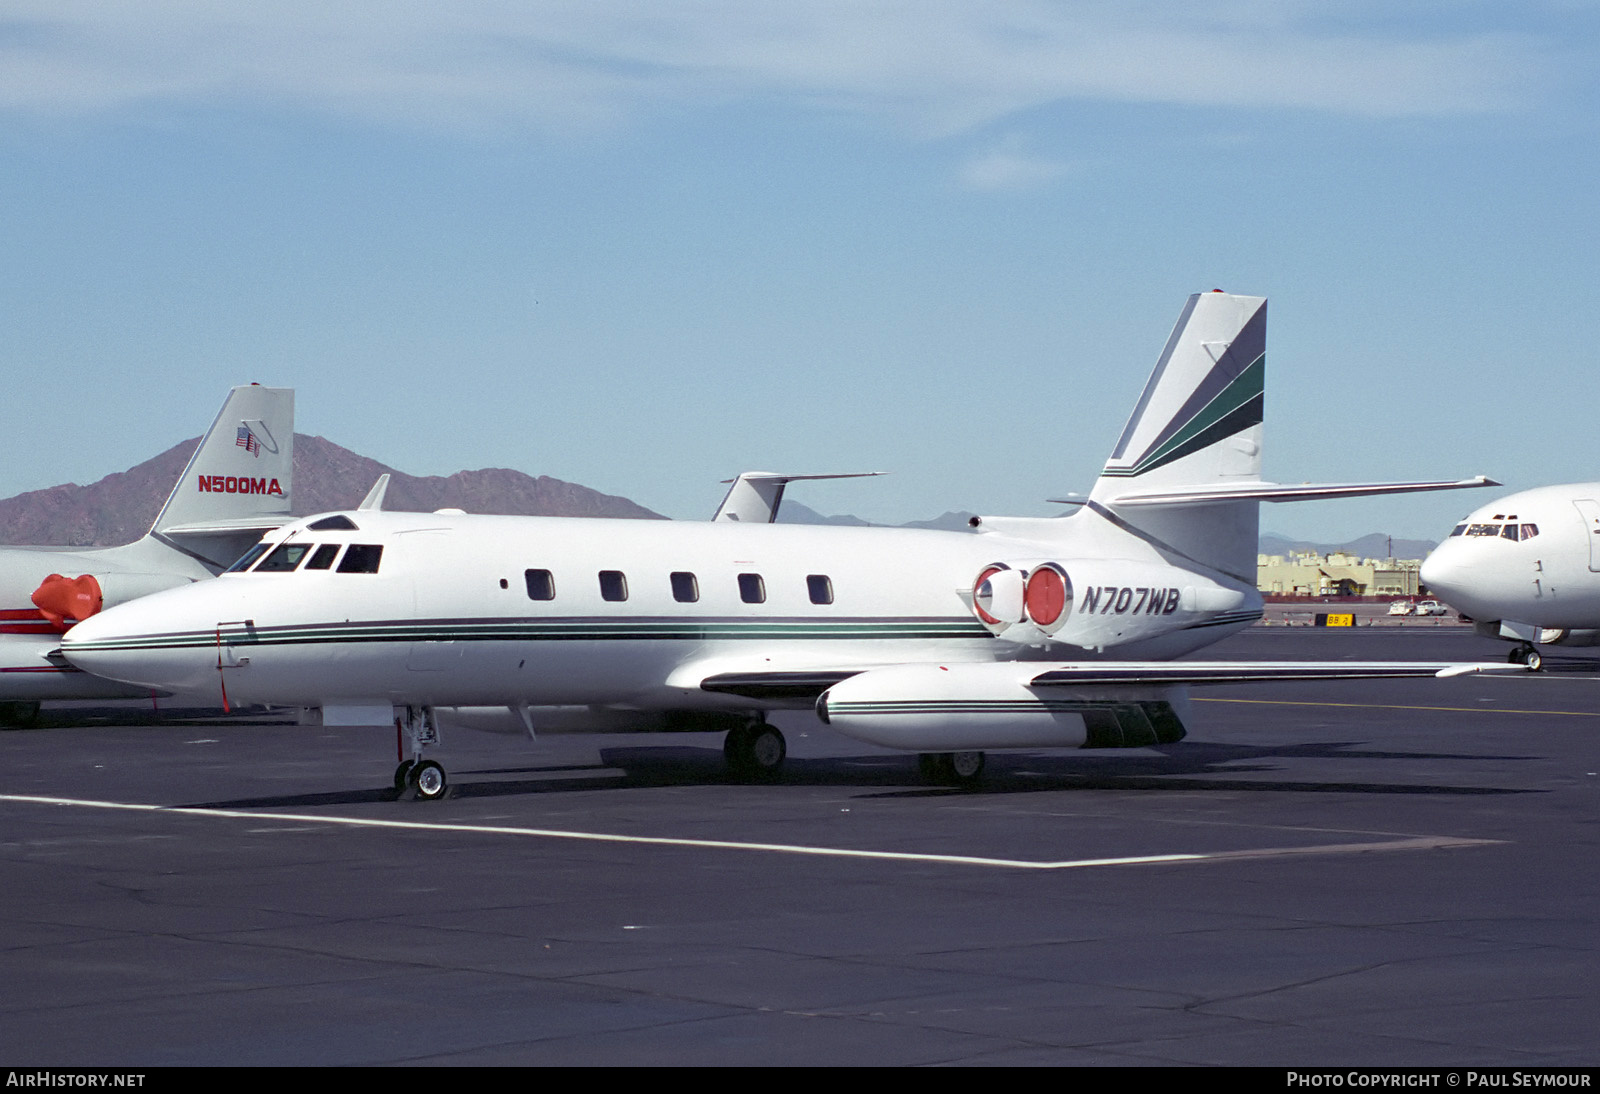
[0, 434, 662, 547]
[0, 434, 1437, 559]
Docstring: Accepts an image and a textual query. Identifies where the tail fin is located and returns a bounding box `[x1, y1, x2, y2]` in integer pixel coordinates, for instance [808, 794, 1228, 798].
[148, 386, 294, 564]
[1088, 292, 1266, 581]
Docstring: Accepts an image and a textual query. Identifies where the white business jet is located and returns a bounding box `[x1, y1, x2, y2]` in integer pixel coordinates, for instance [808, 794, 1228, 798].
[61, 293, 1510, 797]
[1420, 486, 1600, 669]
[0, 386, 293, 722]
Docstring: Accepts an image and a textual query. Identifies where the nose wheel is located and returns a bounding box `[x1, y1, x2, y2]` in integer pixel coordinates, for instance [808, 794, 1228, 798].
[394, 706, 450, 800]
[409, 760, 448, 800]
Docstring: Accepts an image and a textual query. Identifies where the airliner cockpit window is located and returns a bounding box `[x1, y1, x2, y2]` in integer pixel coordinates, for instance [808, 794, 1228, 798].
[337, 544, 384, 573]
[1448, 524, 1467, 537]
[226, 543, 272, 573]
[1466, 524, 1499, 537]
[1522, 524, 1539, 540]
[1499, 524, 1521, 541]
[256, 543, 312, 572]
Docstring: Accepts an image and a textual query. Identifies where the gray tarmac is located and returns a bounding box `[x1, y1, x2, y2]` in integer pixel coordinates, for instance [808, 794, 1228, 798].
[2, 627, 1597, 1066]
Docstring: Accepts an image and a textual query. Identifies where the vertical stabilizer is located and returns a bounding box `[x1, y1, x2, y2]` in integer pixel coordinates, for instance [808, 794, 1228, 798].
[150, 385, 294, 538]
[1088, 293, 1266, 581]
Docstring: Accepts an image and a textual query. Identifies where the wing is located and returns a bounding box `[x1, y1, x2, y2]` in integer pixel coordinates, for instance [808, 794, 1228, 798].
[701, 658, 1527, 752]
[700, 658, 1522, 701]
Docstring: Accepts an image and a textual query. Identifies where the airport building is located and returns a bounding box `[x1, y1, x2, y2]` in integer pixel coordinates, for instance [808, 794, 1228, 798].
[1256, 551, 1424, 597]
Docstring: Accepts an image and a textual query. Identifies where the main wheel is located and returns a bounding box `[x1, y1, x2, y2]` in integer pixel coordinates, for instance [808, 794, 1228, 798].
[725, 723, 786, 777]
[0, 701, 41, 729]
[394, 759, 416, 791]
[919, 751, 986, 787]
[948, 751, 986, 785]
[410, 760, 448, 800]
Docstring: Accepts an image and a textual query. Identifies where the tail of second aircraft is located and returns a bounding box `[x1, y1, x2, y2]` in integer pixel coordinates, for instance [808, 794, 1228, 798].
[147, 385, 295, 568]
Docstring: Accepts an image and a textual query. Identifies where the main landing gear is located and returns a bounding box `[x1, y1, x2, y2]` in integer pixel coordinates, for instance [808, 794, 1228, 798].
[724, 721, 786, 778]
[395, 706, 449, 800]
[918, 751, 986, 787]
[1508, 643, 1543, 671]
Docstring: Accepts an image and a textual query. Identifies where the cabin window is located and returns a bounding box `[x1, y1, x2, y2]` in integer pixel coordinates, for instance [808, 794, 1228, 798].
[738, 573, 766, 604]
[525, 569, 555, 601]
[807, 574, 834, 605]
[226, 543, 272, 573]
[599, 570, 629, 602]
[256, 543, 312, 572]
[671, 571, 699, 603]
[309, 515, 359, 531]
[337, 544, 384, 573]
[305, 544, 340, 570]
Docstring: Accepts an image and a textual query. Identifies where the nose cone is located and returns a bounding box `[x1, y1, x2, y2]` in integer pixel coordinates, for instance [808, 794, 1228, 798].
[1418, 544, 1458, 601]
[1419, 539, 1501, 621]
[60, 588, 221, 694]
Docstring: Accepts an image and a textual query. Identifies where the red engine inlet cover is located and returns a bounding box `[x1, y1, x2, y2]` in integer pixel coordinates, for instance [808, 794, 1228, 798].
[1024, 566, 1068, 626]
[31, 573, 104, 632]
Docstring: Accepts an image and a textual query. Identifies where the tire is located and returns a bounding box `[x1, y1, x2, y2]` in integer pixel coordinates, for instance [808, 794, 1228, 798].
[394, 760, 416, 792]
[919, 751, 985, 787]
[0, 701, 41, 729]
[726, 723, 785, 777]
[949, 751, 986, 785]
[411, 760, 448, 800]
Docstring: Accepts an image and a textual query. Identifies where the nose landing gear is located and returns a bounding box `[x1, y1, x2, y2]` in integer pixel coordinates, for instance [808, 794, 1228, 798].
[395, 706, 450, 800]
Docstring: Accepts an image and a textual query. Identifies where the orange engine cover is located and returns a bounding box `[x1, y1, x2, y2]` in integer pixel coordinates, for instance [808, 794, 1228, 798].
[31, 573, 104, 632]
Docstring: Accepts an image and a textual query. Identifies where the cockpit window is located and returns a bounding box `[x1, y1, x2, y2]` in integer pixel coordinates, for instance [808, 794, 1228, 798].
[1466, 524, 1499, 537]
[305, 544, 341, 570]
[310, 515, 359, 531]
[1500, 524, 1521, 541]
[256, 543, 313, 572]
[336, 544, 384, 573]
[1522, 523, 1539, 540]
[226, 543, 272, 573]
[1449, 524, 1467, 537]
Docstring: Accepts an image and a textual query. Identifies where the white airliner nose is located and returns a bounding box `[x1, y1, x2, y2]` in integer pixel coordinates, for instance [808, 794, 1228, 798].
[1417, 547, 1458, 600]
[1419, 539, 1498, 621]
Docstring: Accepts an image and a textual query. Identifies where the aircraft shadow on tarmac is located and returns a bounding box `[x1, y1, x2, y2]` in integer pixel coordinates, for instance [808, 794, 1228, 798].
[180, 739, 1534, 812]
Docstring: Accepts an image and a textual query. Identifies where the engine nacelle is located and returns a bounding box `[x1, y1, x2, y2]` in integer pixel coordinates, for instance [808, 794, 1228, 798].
[970, 559, 1254, 650]
[1547, 629, 1600, 648]
[817, 662, 1189, 751]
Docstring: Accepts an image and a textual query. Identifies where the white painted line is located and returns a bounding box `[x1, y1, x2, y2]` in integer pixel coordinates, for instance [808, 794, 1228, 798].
[0, 794, 1502, 871]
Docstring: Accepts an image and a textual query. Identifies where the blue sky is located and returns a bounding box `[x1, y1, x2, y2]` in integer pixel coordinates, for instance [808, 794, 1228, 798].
[2, 2, 1595, 542]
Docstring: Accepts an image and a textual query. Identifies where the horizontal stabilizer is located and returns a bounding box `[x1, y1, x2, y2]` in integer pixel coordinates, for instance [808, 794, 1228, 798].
[713, 472, 886, 523]
[1104, 476, 1499, 507]
[157, 516, 293, 537]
